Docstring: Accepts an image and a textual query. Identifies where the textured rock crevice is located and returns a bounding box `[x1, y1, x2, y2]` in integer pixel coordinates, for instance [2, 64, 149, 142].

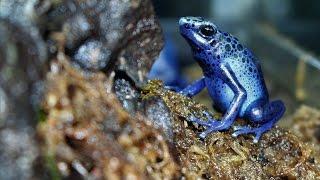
[38, 57, 180, 179]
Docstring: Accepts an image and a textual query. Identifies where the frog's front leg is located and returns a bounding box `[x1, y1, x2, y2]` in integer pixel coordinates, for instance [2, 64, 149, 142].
[179, 77, 206, 97]
[178, 77, 220, 126]
[199, 64, 247, 139]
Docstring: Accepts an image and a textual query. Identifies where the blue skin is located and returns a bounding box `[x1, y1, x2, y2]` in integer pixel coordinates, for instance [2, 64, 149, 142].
[149, 35, 188, 90]
[179, 17, 285, 143]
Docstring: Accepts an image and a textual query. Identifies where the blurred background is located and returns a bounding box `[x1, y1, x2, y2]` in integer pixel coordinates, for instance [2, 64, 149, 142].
[150, 0, 320, 120]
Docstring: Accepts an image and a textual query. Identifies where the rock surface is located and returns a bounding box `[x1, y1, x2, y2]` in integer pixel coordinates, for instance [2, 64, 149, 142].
[38, 59, 179, 179]
[0, 0, 163, 179]
[0, 1, 47, 179]
[39, 0, 163, 85]
[290, 105, 320, 168]
[143, 80, 320, 179]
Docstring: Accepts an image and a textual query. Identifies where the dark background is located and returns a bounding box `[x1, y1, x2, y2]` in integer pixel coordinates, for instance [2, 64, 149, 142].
[152, 0, 320, 53]
[150, 0, 320, 114]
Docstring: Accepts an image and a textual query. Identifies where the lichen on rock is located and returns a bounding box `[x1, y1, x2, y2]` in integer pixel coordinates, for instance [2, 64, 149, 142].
[142, 80, 320, 179]
[142, 80, 217, 121]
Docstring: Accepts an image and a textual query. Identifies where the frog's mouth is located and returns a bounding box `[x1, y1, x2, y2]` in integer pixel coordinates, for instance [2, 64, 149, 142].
[182, 34, 201, 52]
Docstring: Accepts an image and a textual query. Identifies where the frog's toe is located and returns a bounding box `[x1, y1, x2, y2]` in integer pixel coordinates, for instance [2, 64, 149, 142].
[189, 116, 219, 127]
[199, 131, 209, 139]
[253, 133, 263, 143]
[232, 126, 266, 143]
[232, 126, 253, 137]
[198, 121, 232, 139]
[233, 125, 251, 131]
[199, 127, 219, 139]
[251, 126, 270, 143]
[164, 85, 181, 92]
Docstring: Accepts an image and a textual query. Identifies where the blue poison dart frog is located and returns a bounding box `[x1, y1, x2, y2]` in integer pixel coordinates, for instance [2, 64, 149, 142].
[178, 17, 285, 143]
[149, 35, 188, 90]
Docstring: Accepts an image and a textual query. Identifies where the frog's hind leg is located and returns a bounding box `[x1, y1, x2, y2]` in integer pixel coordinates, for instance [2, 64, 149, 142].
[197, 64, 247, 139]
[232, 100, 285, 143]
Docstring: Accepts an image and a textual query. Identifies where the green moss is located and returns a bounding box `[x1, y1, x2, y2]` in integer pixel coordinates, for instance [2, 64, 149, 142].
[45, 153, 61, 180]
[37, 108, 47, 123]
[142, 80, 217, 121]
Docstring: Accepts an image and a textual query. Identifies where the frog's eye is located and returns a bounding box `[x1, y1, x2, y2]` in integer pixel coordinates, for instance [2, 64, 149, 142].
[199, 25, 217, 37]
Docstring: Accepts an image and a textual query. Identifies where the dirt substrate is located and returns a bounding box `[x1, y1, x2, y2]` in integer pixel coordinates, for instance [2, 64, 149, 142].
[143, 80, 320, 179]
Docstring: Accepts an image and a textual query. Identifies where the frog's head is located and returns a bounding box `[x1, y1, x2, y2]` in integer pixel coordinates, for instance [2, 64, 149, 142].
[179, 17, 221, 59]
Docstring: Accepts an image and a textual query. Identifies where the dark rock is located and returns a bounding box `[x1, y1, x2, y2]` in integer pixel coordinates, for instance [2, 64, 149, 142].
[63, 14, 93, 50]
[114, 78, 140, 114]
[0, 6, 47, 126]
[73, 40, 111, 71]
[32, 0, 165, 127]
[0, 128, 39, 180]
[144, 98, 175, 142]
[0, 88, 8, 126]
[115, 17, 164, 86]
[39, 0, 163, 86]
[0, 0, 168, 179]
[0, 1, 47, 179]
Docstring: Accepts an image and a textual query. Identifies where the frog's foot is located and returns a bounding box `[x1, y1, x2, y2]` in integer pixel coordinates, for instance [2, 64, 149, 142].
[164, 85, 181, 92]
[233, 100, 286, 143]
[232, 121, 274, 143]
[198, 120, 234, 139]
[189, 111, 220, 127]
[189, 115, 219, 127]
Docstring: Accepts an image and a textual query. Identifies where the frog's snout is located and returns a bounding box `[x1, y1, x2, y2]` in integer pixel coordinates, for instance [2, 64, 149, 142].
[179, 17, 190, 33]
[179, 17, 188, 26]
[179, 16, 204, 34]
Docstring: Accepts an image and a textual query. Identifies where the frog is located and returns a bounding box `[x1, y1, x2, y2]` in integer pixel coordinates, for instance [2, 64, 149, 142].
[178, 16, 285, 143]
